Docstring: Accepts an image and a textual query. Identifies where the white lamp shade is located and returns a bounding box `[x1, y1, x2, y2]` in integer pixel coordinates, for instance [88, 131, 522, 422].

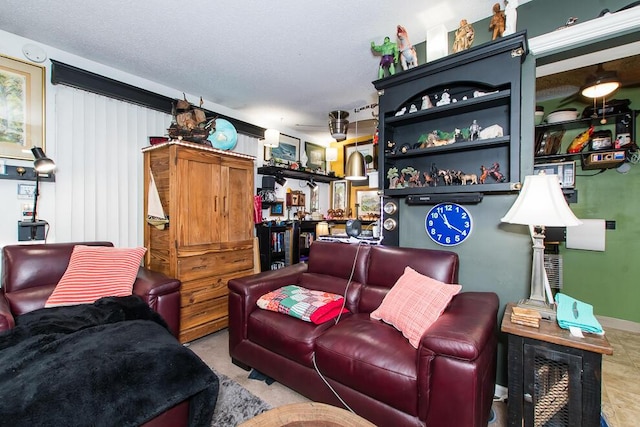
[325, 147, 338, 162]
[501, 173, 582, 227]
[581, 81, 620, 98]
[316, 221, 330, 236]
[264, 128, 280, 148]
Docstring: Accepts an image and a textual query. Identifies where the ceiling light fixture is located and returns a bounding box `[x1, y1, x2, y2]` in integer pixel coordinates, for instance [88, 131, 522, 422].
[263, 128, 280, 148]
[328, 110, 349, 141]
[580, 64, 621, 124]
[344, 112, 367, 181]
[580, 64, 620, 98]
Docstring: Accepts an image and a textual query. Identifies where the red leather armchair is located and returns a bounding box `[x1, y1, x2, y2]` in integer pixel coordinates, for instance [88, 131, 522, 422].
[0, 241, 181, 336]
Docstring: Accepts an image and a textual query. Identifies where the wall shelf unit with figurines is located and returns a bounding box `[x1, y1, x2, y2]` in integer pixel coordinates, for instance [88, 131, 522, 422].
[374, 31, 528, 198]
[373, 32, 528, 245]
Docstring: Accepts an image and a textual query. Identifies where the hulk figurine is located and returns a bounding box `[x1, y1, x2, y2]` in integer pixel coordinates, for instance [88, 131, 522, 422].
[371, 36, 398, 78]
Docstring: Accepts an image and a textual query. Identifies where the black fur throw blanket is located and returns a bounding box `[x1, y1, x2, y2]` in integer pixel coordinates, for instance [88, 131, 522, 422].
[0, 296, 219, 427]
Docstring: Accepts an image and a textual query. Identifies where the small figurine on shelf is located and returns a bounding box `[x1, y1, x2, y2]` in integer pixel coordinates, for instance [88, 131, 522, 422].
[409, 104, 418, 113]
[470, 120, 481, 141]
[488, 162, 506, 182]
[438, 169, 453, 186]
[402, 167, 421, 187]
[452, 19, 475, 53]
[396, 25, 418, 71]
[371, 36, 399, 79]
[421, 95, 433, 110]
[436, 90, 451, 106]
[395, 106, 407, 116]
[385, 140, 396, 154]
[460, 172, 478, 185]
[387, 167, 400, 189]
[479, 165, 489, 184]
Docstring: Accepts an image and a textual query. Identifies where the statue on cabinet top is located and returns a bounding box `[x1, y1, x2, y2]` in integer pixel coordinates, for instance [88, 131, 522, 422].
[452, 19, 475, 53]
[489, 2, 506, 40]
[371, 36, 398, 79]
[396, 25, 418, 71]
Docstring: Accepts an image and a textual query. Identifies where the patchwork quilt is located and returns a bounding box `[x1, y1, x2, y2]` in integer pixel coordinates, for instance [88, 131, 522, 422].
[257, 285, 349, 324]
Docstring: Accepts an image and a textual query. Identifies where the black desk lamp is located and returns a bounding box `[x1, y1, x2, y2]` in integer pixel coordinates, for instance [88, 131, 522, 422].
[19, 147, 56, 241]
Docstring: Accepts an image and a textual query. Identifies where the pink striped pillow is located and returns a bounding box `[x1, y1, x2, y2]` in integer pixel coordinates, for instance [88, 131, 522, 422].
[370, 266, 461, 348]
[45, 245, 147, 308]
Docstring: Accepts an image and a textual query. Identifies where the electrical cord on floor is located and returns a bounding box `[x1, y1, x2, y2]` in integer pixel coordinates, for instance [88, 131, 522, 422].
[312, 351, 355, 414]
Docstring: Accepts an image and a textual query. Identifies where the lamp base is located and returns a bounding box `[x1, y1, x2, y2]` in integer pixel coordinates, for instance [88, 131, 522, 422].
[517, 298, 557, 321]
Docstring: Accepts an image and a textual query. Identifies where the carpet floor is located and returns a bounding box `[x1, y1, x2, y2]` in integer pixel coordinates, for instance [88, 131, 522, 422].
[188, 328, 507, 426]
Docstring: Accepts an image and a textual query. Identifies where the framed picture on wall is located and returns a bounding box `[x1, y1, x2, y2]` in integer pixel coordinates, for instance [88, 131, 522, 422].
[343, 140, 377, 172]
[356, 190, 380, 217]
[0, 54, 45, 160]
[270, 201, 284, 216]
[331, 180, 348, 211]
[310, 186, 319, 212]
[304, 141, 326, 171]
[264, 134, 300, 164]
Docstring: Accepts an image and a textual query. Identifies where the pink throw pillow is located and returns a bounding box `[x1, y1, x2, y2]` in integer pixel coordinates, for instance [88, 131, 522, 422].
[45, 245, 147, 308]
[370, 266, 461, 348]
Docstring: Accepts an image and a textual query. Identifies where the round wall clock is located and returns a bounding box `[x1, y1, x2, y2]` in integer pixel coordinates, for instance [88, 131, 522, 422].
[425, 202, 473, 246]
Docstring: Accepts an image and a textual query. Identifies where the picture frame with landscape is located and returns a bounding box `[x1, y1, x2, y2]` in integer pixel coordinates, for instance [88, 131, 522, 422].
[356, 190, 380, 217]
[331, 180, 348, 211]
[264, 134, 300, 165]
[304, 141, 326, 171]
[0, 54, 45, 160]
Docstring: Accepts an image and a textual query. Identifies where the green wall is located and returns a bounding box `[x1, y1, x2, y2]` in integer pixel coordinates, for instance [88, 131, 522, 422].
[538, 88, 640, 323]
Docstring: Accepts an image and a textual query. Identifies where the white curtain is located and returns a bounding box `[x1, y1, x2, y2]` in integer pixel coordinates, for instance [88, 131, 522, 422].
[54, 86, 260, 247]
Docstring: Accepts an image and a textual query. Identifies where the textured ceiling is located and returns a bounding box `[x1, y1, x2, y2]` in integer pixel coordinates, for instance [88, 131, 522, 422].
[0, 0, 540, 142]
[536, 55, 640, 103]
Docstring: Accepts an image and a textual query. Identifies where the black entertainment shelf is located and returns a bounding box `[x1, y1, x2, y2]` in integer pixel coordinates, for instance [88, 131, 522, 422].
[257, 166, 341, 183]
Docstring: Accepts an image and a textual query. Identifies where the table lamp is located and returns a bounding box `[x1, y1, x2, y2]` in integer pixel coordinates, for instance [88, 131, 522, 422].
[501, 172, 581, 319]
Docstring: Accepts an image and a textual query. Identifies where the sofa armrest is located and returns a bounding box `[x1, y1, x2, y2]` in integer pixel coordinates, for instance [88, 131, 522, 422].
[133, 268, 181, 338]
[228, 263, 307, 351]
[420, 292, 499, 361]
[0, 294, 15, 332]
[228, 263, 308, 305]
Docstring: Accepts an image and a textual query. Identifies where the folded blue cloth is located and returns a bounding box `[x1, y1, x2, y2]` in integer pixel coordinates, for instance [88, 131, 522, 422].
[555, 293, 603, 334]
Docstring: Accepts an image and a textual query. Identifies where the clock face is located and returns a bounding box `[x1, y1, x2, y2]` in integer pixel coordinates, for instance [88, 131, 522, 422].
[425, 203, 473, 246]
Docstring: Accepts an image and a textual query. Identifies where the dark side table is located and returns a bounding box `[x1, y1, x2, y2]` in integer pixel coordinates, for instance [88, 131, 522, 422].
[501, 302, 613, 427]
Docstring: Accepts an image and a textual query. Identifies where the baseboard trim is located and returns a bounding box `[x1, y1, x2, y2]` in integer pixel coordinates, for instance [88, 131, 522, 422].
[597, 315, 640, 333]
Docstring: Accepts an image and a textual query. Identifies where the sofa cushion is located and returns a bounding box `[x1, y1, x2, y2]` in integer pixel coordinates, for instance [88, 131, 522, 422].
[45, 246, 146, 308]
[370, 266, 461, 348]
[248, 309, 336, 366]
[314, 314, 426, 416]
[256, 285, 348, 324]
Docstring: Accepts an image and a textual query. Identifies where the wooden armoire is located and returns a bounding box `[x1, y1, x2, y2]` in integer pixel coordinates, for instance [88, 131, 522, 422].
[142, 141, 255, 343]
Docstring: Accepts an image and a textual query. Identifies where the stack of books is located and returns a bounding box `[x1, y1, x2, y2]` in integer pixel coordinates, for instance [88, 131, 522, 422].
[511, 306, 542, 328]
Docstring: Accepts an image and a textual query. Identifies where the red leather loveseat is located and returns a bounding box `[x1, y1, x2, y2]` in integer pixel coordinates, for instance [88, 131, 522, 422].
[228, 241, 499, 427]
[0, 241, 192, 427]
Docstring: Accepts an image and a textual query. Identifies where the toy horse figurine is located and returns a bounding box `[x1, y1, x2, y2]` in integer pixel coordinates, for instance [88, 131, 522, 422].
[396, 25, 418, 70]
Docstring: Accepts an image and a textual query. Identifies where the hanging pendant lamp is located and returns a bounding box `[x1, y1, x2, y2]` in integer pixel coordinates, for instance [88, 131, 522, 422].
[344, 116, 367, 181]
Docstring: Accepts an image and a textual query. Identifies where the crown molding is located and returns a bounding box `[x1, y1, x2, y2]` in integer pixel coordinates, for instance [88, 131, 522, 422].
[529, 7, 640, 57]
